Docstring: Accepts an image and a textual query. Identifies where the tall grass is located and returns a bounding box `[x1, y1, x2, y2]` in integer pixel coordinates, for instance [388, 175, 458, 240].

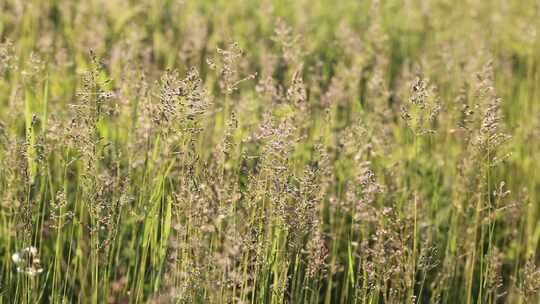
[0, 0, 539, 303]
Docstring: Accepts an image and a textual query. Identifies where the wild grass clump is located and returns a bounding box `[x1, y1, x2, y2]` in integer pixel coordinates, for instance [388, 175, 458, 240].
[0, 0, 539, 303]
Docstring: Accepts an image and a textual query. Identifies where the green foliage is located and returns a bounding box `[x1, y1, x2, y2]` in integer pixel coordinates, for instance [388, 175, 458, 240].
[0, 0, 539, 303]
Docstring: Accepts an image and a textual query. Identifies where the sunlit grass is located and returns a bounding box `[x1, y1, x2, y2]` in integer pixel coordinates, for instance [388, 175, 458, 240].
[0, 0, 539, 303]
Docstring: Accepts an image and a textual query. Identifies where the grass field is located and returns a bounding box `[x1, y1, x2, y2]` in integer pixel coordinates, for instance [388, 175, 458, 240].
[1, 0, 540, 303]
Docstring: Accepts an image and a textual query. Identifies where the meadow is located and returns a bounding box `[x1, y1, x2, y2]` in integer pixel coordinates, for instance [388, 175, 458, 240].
[0, 0, 539, 303]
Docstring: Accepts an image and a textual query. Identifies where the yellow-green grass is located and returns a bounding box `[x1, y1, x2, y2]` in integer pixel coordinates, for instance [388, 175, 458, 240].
[0, 0, 539, 303]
